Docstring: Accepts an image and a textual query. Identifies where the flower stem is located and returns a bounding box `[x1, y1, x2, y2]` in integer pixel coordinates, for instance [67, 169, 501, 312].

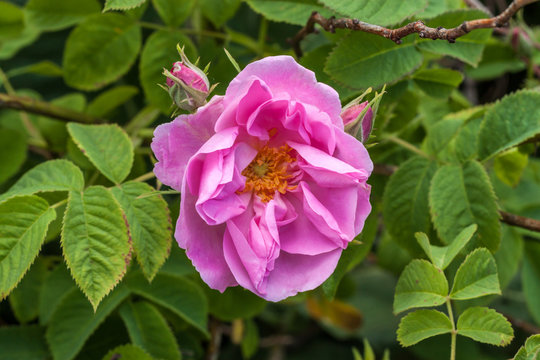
[384, 135, 429, 158]
[132, 171, 156, 183]
[446, 297, 457, 360]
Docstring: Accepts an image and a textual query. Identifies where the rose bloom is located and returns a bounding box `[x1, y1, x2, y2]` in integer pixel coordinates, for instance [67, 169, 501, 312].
[152, 56, 372, 302]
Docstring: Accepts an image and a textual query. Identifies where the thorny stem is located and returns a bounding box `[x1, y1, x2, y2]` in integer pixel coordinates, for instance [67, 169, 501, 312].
[446, 298, 457, 360]
[290, 0, 539, 57]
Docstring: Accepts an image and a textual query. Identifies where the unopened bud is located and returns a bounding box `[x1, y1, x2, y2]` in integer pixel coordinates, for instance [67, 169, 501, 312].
[342, 101, 373, 143]
[163, 45, 213, 112]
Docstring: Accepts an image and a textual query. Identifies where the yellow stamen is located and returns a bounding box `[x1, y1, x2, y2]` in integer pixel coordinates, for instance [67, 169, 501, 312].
[239, 144, 297, 202]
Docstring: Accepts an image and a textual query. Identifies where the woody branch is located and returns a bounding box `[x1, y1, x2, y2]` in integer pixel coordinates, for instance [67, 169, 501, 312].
[291, 0, 539, 57]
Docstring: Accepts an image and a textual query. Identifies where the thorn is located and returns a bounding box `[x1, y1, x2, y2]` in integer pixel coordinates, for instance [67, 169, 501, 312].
[353, 19, 359, 25]
[394, 39, 402, 44]
[419, 32, 426, 38]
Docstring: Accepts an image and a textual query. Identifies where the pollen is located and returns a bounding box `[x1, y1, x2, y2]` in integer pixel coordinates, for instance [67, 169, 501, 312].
[239, 144, 297, 202]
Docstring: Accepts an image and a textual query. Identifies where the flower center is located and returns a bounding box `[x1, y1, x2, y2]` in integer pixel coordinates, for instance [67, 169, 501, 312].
[240, 144, 297, 202]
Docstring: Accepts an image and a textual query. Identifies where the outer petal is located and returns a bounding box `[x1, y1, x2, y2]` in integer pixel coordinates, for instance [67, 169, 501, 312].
[225, 56, 343, 128]
[151, 96, 224, 190]
[263, 249, 343, 302]
[177, 175, 237, 292]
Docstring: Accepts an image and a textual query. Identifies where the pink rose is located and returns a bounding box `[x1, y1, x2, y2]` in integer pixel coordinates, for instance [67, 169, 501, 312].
[341, 101, 373, 143]
[152, 56, 372, 302]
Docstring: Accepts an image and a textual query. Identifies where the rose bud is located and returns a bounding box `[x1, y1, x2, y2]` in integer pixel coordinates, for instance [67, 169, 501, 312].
[163, 46, 212, 112]
[342, 101, 373, 143]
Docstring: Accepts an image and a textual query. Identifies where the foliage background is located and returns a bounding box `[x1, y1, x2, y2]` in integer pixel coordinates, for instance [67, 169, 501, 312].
[1, 0, 540, 359]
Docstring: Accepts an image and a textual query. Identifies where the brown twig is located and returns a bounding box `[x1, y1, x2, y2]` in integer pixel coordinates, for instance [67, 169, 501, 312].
[500, 211, 540, 233]
[290, 0, 539, 57]
[0, 93, 103, 124]
[206, 317, 224, 360]
[504, 314, 540, 334]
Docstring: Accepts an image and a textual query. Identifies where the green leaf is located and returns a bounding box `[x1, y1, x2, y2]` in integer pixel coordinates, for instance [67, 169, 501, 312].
[103, 0, 147, 11]
[466, 41, 526, 81]
[0, 325, 49, 360]
[62, 186, 131, 310]
[416, 224, 477, 270]
[429, 160, 501, 251]
[0, 196, 56, 300]
[456, 307, 513, 346]
[126, 272, 208, 336]
[416, 10, 492, 66]
[242, 319, 259, 359]
[246, 0, 334, 26]
[0, 2, 24, 40]
[523, 242, 540, 326]
[199, 0, 241, 27]
[86, 85, 139, 118]
[383, 156, 438, 255]
[300, 45, 357, 100]
[397, 310, 453, 347]
[111, 181, 171, 281]
[205, 286, 266, 321]
[102, 344, 153, 360]
[119, 300, 181, 360]
[1, 159, 84, 202]
[63, 13, 141, 90]
[326, 32, 423, 89]
[394, 259, 448, 314]
[39, 264, 75, 325]
[46, 286, 130, 360]
[495, 225, 523, 289]
[494, 148, 528, 187]
[67, 123, 134, 184]
[139, 30, 196, 113]
[0, 128, 26, 185]
[9, 259, 47, 323]
[0, 25, 40, 60]
[478, 90, 540, 160]
[319, 0, 428, 26]
[152, 0, 194, 27]
[525, 335, 540, 355]
[413, 68, 463, 98]
[24, 0, 100, 31]
[7, 60, 63, 78]
[450, 248, 501, 300]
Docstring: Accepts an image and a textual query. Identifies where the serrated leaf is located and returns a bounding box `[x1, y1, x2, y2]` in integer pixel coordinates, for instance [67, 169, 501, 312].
[397, 310, 453, 347]
[416, 10, 492, 66]
[0, 325, 49, 360]
[119, 300, 181, 360]
[383, 156, 438, 255]
[0, 196, 56, 300]
[326, 32, 423, 89]
[62, 186, 131, 310]
[0, 128, 26, 185]
[139, 30, 196, 113]
[450, 248, 501, 300]
[319, 0, 428, 26]
[103, 0, 146, 11]
[246, 0, 333, 26]
[111, 181, 171, 281]
[67, 123, 133, 184]
[526, 335, 540, 353]
[478, 90, 540, 160]
[126, 272, 208, 336]
[494, 148, 528, 187]
[199, 0, 241, 27]
[9, 258, 47, 323]
[429, 160, 501, 251]
[0, 159, 84, 202]
[86, 85, 139, 118]
[416, 224, 477, 270]
[413, 68, 463, 98]
[394, 259, 448, 314]
[39, 264, 75, 325]
[102, 344, 153, 360]
[523, 242, 540, 326]
[46, 286, 129, 360]
[63, 13, 141, 90]
[24, 0, 100, 31]
[456, 307, 513, 346]
[152, 0, 194, 27]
